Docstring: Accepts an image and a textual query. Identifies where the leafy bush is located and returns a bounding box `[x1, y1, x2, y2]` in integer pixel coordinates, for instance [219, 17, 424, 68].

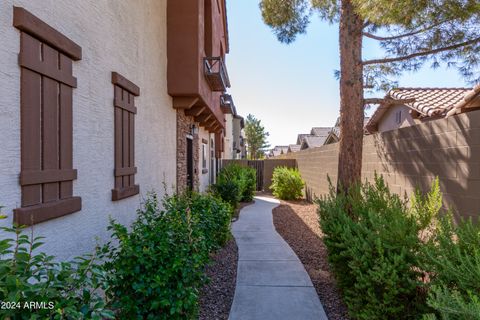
[270, 167, 304, 200]
[241, 166, 256, 202]
[317, 175, 441, 319]
[423, 286, 480, 320]
[421, 215, 480, 320]
[0, 214, 113, 320]
[102, 191, 231, 319]
[211, 164, 256, 207]
[318, 175, 480, 319]
[210, 179, 240, 208]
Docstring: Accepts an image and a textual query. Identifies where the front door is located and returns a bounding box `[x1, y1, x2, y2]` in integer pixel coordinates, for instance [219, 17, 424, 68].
[186, 137, 194, 190]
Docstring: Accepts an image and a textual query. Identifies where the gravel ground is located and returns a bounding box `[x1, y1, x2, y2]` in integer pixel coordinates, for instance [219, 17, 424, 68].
[198, 236, 238, 320]
[272, 199, 350, 320]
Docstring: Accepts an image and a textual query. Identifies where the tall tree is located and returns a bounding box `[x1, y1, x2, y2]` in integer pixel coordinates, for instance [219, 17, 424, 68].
[260, 0, 480, 192]
[244, 114, 270, 160]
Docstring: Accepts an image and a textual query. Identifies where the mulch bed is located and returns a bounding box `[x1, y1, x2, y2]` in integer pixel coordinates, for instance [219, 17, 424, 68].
[272, 199, 350, 320]
[198, 238, 238, 320]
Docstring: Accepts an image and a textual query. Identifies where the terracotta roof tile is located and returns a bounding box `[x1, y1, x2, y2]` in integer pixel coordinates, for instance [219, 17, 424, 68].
[366, 86, 480, 133]
[389, 87, 471, 117]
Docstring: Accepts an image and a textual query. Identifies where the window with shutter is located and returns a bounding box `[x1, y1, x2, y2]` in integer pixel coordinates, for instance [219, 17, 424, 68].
[13, 7, 82, 226]
[111, 72, 140, 201]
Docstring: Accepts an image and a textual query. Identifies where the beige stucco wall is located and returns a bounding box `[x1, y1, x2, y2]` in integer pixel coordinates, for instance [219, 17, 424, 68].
[198, 127, 211, 192]
[276, 110, 480, 220]
[0, 1, 176, 261]
[223, 114, 234, 159]
[377, 104, 417, 132]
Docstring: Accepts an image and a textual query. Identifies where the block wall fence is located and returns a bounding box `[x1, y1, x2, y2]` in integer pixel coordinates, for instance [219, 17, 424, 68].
[275, 109, 480, 220]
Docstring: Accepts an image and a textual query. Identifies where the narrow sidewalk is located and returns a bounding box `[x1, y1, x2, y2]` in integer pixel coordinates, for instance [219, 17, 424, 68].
[229, 196, 328, 320]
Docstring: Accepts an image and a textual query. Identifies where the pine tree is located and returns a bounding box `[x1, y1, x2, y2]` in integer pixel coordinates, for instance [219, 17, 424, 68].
[244, 114, 270, 160]
[260, 0, 480, 192]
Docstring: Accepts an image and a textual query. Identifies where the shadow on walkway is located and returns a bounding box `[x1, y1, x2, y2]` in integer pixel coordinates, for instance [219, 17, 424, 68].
[229, 196, 328, 320]
[273, 201, 349, 320]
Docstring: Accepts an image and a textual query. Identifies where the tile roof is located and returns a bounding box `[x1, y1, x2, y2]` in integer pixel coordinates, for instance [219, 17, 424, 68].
[288, 144, 301, 153]
[296, 133, 310, 145]
[366, 87, 480, 132]
[447, 84, 480, 116]
[301, 135, 328, 149]
[389, 87, 471, 117]
[310, 127, 332, 136]
[271, 145, 289, 156]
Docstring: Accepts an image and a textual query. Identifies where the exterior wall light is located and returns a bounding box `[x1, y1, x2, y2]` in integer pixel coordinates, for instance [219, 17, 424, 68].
[190, 124, 199, 135]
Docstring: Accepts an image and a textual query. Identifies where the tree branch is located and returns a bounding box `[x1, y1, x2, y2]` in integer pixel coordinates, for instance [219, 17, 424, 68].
[363, 36, 480, 65]
[362, 21, 447, 41]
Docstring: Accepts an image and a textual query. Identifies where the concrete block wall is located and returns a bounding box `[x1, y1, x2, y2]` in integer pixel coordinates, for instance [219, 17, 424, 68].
[263, 159, 297, 191]
[276, 110, 480, 219]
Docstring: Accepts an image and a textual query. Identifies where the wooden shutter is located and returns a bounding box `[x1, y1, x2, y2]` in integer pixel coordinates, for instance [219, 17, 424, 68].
[111, 72, 140, 201]
[13, 7, 82, 226]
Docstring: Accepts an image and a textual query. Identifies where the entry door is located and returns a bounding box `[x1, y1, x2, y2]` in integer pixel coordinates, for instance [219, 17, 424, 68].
[186, 137, 194, 190]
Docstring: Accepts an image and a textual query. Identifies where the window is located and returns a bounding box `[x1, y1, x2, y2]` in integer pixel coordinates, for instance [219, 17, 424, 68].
[395, 110, 402, 124]
[13, 7, 82, 226]
[202, 139, 208, 174]
[112, 72, 140, 201]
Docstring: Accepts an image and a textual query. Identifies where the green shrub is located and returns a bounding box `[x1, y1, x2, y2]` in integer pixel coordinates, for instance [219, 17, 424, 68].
[211, 164, 256, 207]
[210, 180, 240, 208]
[317, 175, 442, 319]
[270, 167, 304, 200]
[0, 214, 113, 320]
[241, 166, 256, 202]
[421, 214, 480, 320]
[423, 286, 480, 320]
[164, 191, 232, 251]
[103, 191, 231, 319]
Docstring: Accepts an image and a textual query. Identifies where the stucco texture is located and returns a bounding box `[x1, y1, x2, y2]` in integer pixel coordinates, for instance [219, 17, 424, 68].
[0, 0, 176, 261]
[198, 127, 212, 193]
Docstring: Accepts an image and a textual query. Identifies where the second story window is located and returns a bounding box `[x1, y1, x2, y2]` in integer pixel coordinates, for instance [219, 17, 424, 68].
[395, 110, 402, 124]
[111, 72, 140, 201]
[13, 7, 82, 226]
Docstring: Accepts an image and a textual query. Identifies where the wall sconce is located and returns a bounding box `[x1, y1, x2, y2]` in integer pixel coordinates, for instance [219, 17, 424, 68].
[190, 124, 199, 135]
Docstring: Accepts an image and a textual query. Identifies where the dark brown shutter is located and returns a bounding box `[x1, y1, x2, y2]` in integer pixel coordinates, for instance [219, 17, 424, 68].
[111, 72, 140, 201]
[13, 7, 82, 226]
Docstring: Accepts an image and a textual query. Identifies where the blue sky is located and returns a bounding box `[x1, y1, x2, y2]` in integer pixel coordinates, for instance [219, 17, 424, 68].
[226, 0, 470, 147]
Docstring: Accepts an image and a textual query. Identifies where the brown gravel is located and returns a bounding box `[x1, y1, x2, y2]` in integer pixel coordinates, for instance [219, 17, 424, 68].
[272, 199, 350, 320]
[198, 237, 238, 320]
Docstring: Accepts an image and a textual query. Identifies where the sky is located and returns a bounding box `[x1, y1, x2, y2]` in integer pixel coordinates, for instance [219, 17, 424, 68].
[225, 1, 471, 148]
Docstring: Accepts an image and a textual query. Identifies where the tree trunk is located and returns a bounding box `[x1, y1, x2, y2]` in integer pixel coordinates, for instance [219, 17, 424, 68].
[337, 0, 364, 194]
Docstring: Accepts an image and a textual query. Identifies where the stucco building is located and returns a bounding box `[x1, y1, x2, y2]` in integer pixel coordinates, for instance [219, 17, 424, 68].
[0, 0, 234, 260]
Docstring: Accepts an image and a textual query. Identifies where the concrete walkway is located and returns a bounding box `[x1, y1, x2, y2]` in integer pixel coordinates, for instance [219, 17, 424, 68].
[229, 196, 328, 320]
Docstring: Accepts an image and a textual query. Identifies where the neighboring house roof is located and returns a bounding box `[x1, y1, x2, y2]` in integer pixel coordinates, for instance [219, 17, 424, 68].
[324, 129, 340, 145]
[287, 144, 301, 153]
[310, 127, 332, 136]
[447, 84, 480, 116]
[271, 145, 289, 156]
[301, 136, 328, 150]
[366, 87, 480, 133]
[296, 133, 310, 145]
